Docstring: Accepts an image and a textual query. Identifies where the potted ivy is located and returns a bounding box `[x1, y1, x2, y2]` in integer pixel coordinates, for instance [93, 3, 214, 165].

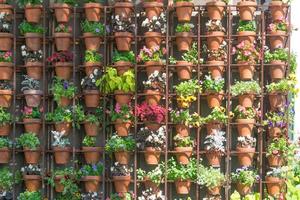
[175, 23, 194, 51]
[114, 0, 133, 19]
[84, 0, 102, 22]
[231, 167, 258, 196]
[84, 109, 102, 136]
[111, 162, 132, 193]
[143, 0, 163, 20]
[0, 167, 20, 198]
[51, 130, 71, 164]
[236, 136, 256, 166]
[17, 132, 40, 164]
[266, 138, 288, 167]
[265, 48, 288, 80]
[82, 136, 101, 164]
[205, 106, 227, 134]
[234, 105, 259, 137]
[81, 19, 105, 51]
[175, 0, 193, 22]
[204, 129, 226, 167]
[47, 51, 73, 80]
[206, 42, 227, 79]
[0, 13, 12, 51]
[113, 51, 135, 75]
[174, 79, 202, 108]
[269, 0, 288, 22]
[137, 164, 164, 192]
[45, 106, 73, 135]
[80, 162, 103, 192]
[81, 68, 101, 108]
[265, 167, 286, 197]
[173, 134, 194, 165]
[19, 21, 44, 51]
[22, 106, 42, 134]
[0, 107, 12, 136]
[53, 0, 76, 23]
[0, 81, 12, 108]
[84, 50, 102, 75]
[18, 191, 42, 200]
[237, 20, 256, 44]
[143, 70, 166, 106]
[53, 24, 72, 51]
[21, 45, 43, 80]
[0, 51, 13, 80]
[51, 77, 76, 107]
[110, 103, 133, 136]
[136, 126, 166, 165]
[203, 74, 225, 108]
[206, 0, 227, 20]
[201, 167, 226, 196]
[264, 111, 287, 138]
[206, 20, 226, 50]
[21, 164, 41, 192]
[237, 0, 257, 21]
[21, 75, 42, 107]
[105, 135, 135, 165]
[268, 20, 288, 50]
[17, 0, 43, 23]
[0, 137, 12, 163]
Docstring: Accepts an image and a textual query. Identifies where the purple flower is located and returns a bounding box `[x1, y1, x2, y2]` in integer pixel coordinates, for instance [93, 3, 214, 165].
[63, 81, 68, 89]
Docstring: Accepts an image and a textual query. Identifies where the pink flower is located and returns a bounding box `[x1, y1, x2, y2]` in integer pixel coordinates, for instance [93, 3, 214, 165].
[243, 50, 251, 56]
[231, 47, 236, 55]
[115, 103, 121, 113]
[237, 41, 245, 49]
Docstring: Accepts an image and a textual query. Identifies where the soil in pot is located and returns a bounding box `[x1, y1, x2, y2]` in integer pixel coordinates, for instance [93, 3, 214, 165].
[114, 2, 133, 19]
[269, 31, 286, 50]
[114, 151, 130, 164]
[114, 90, 132, 106]
[268, 154, 284, 167]
[238, 94, 255, 108]
[25, 5, 42, 23]
[113, 175, 131, 193]
[84, 3, 102, 22]
[237, 1, 257, 21]
[114, 119, 131, 136]
[23, 118, 41, 134]
[206, 31, 225, 50]
[175, 180, 191, 194]
[176, 61, 192, 80]
[0, 62, 13, 80]
[266, 176, 283, 197]
[0, 123, 10, 136]
[53, 3, 71, 23]
[144, 147, 161, 165]
[83, 90, 101, 108]
[174, 147, 193, 165]
[83, 147, 101, 164]
[84, 122, 99, 137]
[236, 182, 252, 196]
[83, 32, 102, 51]
[114, 32, 133, 51]
[114, 61, 132, 75]
[206, 151, 221, 167]
[82, 176, 101, 192]
[0, 147, 10, 163]
[175, 2, 193, 22]
[145, 89, 162, 106]
[24, 90, 42, 107]
[238, 61, 255, 80]
[53, 147, 71, 164]
[207, 92, 224, 108]
[25, 33, 42, 51]
[236, 119, 255, 136]
[143, 2, 163, 20]
[144, 32, 162, 49]
[25, 61, 42, 80]
[145, 61, 163, 76]
[24, 175, 41, 192]
[54, 122, 72, 136]
[206, 121, 223, 135]
[175, 124, 190, 137]
[269, 93, 286, 110]
[84, 62, 101, 75]
[24, 148, 40, 164]
[236, 146, 255, 166]
[54, 32, 72, 51]
[0, 33, 13, 51]
[54, 62, 73, 80]
[269, 1, 287, 22]
[176, 32, 193, 51]
[0, 89, 12, 107]
[207, 61, 225, 79]
[237, 31, 256, 44]
[270, 60, 286, 80]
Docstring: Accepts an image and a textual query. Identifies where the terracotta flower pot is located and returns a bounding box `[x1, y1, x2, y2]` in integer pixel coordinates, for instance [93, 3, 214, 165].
[269, 60, 286, 80]
[82, 146, 101, 164]
[207, 92, 224, 108]
[24, 175, 41, 192]
[207, 31, 225, 50]
[0, 33, 13, 51]
[269, 93, 286, 111]
[175, 2, 193, 22]
[114, 2, 133, 19]
[175, 180, 191, 194]
[145, 122, 161, 131]
[144, 147, 161, 165]
[54, 122, 72, 136]
[236, 146, 255, 166]
[207, 186, 221, 196]
[206, 121, 223, 135]
[84, 121, 99, 136]
[206, 151, 221, 167]
[54, 32, 72, 51]
[53, 3, 71, 23]
[175, 124, 190, 137]
[206, 1, 226, 20]
[83, 90, 100, 108]
[268, 127, 282, 138]
[0, 62, 13, 80]
[25, 5, 42, 23]
[144, 178, 159, 192]
[0, 123, 10, 136]
[144, 32, 162, 49]
[82, 176, 101, 192]
[0, 89, 12, 107]
[269, 31, 286, 50]
[176, 32, 193, 51]
[238, 61, 255, 80]
[114, 32, 133, 51]
[84, 3, 102, 22]
[114, 151, 130, 164]
[236, 182, 252, 196]
[269, 1, 287, 22]
[54, 176, 64, 192]
[58, 96, 72, 107]
[53, 147, 71, 164]
[83, 32, 102, 51]
[25, 61, 42, 80]
[0, 4, 12, 17]
[0, 147, 10, 163]
[24, 147, 40, 164]
[113, 176, 131, 193]
[238, 93, 254, 108]
[23, 118, 41, 134]
[25, 33, 42, 51]
[236, 119, 255, 136]
[207, 60, 225, 79]
[145, 89, 162, 106]
[237, 1, 257, 21]
[114, 61, 132, 75]
[145, 61, 163, 76]
[266, 176, 284, 197]
[114, 90, 132, 105]
[174, 147, 193, 165]
[176, 61, 192, 80]
[24, 90, 42, 107]
[143, 2, 163, 20]
[54, 62, 72, 80]
[237, 31, 256, 44]
[268, 154, 283, 167]
[114, 119, 131, 136]
[84, 62, 101, 75]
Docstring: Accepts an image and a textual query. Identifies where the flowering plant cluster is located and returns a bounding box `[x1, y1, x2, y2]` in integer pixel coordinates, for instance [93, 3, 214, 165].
[110, 162, 132, 176]
[111, 15, 135, 33]
[84, 50, 102, 63]
[205, 106, 228, 124]
[136, 102, 166, 123]
[170, 43, 199, 65]
[51, 130, 70, 148]
[47, 51, 73, 63]
[137, 46, 166, 63]
[265, 47, 289, 62]
[0, 13, 11, 33]
[55, 23, 72, 33]
[0, 51, 12, 62]
[136, 126, 166, 150]
[143, 70, 166, 91]
[266, 166, 288, 178]
[22, 106, 42, 119]
[206, 20, 226, 32]
[268, 20, 288, 32]
[170, 109, 203, 127]
[174, 79, 202, 108]
[237, 136, 256, 148]
[137, 164, 165, 185]
[81, 69, 102, 90]
[266, 74, 297, 94]
[204, 130, 226, 154]
[264, 111, 287, 128]
[141, 13, 166, 34]
[20, 164, 41, 175]
[105, 135, 135, 153]
[79, 162, 104, 176]
[233, 41, 260, 64]
[231, 167, 259, 186]
[233, 105, 260, 119]
[202, 74, 224, 93]
[266, 137, 289, 157]
[21, 45, 43, 63]
[173, 135, 194, 147]
[205, 43, 227, 62]
[110, 103, 134, 123]
[51, 77, 77, 103]
[231, 80, 261, 96]
[81, 192, 102, 200]
[81, 20, 105, 36]
[138, 189, 165, 200]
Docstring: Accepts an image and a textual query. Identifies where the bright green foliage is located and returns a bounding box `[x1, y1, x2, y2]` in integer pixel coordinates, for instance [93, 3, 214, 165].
[137, 163, 164, 185]
[231, 167, 258, 187]
[173, 135, 193, 147]
[176, 23, 194, 33]
[0, 137, 12, 148]
[205, 106, 228, 124]
[231, 80, 261, 96]
[19, 21, 44, 35]
[112, 51, 135, 63]
[105, 135, 135, 153]
[82, 136, 96, 147]
[51, 77, 77, 103]
[18, 191, 42, 200]
[81, 20, 105, 36]
[237, 20, 256, 32]
[174, 79, 202, 97]
[265, 48, 289, 63]
[203, 74, 224, 93]
[199, 167, 225, 188]
[17, 132, 40, 150]
[0, 107, 12, 126]
[266, 138, 289, 157]
[84, 50, 102, 63]
[79, 163, 104, 176]
[167, 157, 198, 181]
[0, 167, 20, 191]
[45, 107, 73, 123]
[170, 109, 204, 127]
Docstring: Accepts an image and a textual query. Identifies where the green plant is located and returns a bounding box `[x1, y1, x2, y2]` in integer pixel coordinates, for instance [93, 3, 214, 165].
[0, 167, 20, 191]
[137, 46, 166, 63]
[81, 20, 105, 36]
[237, 20, 256, 32]
[82, 136, 96, 147]
[231, 80, 261, 96]
[0, 51, 13, 63]
[51, 77, 77, 103]
[174, 79, 202, 97]
[19, 21, 44, 35]
[55, 0, 78, 6]
[112, 51, 135, 63]
[22, 106, 42, 119]
[266, 74, 297, 94]
[202, 74, 224, 93]
[233, 105, 258, 119]
[167, 157, 198, 181]
[18, 191, 42, 200]
[105, 135, 135, 153]
[0, 107, 12, 126]
[110, 103, 134, 123]
[79, 163, 103, 176]
[266, 138, 289, 157]
[175, 23, 194, 33]
[230, 190, 261, 200]
[170, 43, 199, 65]
[173, 135, 193, 147]
[0, 137, 12, 148]
[137, 163, 164, 185]
[85, 113, 100, 125]
[17, 132, 40, 150]
[17, 0, 43, 7]
[231, 167, 258, 187]
[45, 107, 73, 123]
[265, 48, 289, 63]
[84, 50, 102, 63]
[55, 23, 72, 33]
[170, 109, 203, 127]
[268, 20, 288, 32]
[199, 167, 225, 188]
[205, 106, 228, 124]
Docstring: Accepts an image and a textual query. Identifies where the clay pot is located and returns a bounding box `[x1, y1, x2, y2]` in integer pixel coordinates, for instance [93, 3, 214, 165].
[114, 151, 130, 164]
[174, 147, 193, 165]
[207, 92, 224, 108]
[144, 32, 162, 49]
[175, 180, 191, 194]
[114, 32, 133, 51]
[269, 60, 286, 80]
[53, 147, 71, 164]
[24, 90, 42, 107]
[176, 32, 193, 51]
[238, 93, 254, 108]
[24, 175, 41, 192]
[54, 176, 64, 192]
[23, 118, 41, 134]
[269, 31, 286, 50]
[83, 90, 100, 108]
[82, 176, 101, 192]
[269, 93, 286, 111]
[269, 1, 287, 22]
[144, 147, 161, 165]
[236, 119, 255, 136]
[0, 147, 10, 163]
[206, 151, 221, 167]
[175, 2, 193, 22]
[0, 62, 13, 80]
[236, 182, 252, 196]
[143, 2, 163, 19]
[237, 31, 256, 44]
[84, 121, 99, 136]
[25, 33, 42, 51]
[144, 178, 159, 192]
[58, 96, 72, 107]
[175, 124, 190, 137]
[53, 3, 71, 23]
[145, 89, 162, 106]
[268, 127, 282, 138]
[0, 89, 12, 107]
[114, 119, 131, 136]
[25, 61, 42, 80]
[24, 147, 40, 164]
[0, 123, 10, 136]
[237, 1, 257, 21]
[207, 186, 221, 196]
[176, 61, 192, 80]
[54, 62, 72, 80]
[25, 5, 42, 23]
[206, 121, 223, 135]
[0, 4, 12, 17]
[0, 33, 13, 51]
[266, 176, 284, 197]
[54, 122, 72, 136]
[207, 61, 225, 79]
[83, 32, 102, 51]
[206, 1, 226, 20]
[54, 32, 72, 51]
[113, 176, 131, 193]
[114, 90, 132, 106]
[114, 61, 132, 75]
[114, 2, 133, 19]
[236, 146, 255, 166]
[84, 62, 101, 75]
[238, 61, 255, 80]
[268, 154, 283, 167]
[82, 146, 101, 164]
[207, 31, 224, 50]
[145, 122, 161, 131]
[145, 61, 163, 76]
[84, 3, 102, 22]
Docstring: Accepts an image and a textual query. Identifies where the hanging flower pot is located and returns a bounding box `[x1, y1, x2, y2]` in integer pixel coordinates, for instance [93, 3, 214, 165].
[144, 178, 159, 192]
[207, 31, 224, 50]
[236, 119, 255, 136]
[84, 62, 101, 75]
[0, 89, 12, 108]
[0, 4, 12, 17]
[238, 94, 254, 108]
[25, 5, 42, 23]
[84, 2, 102, 22]
[114, 119, 131, 137]
[25, 61, 42, 80]
[24, 148, 40, 164]
[143, 2, 163, 20]
[114, 90, 132, 106]
[53, 147, 71, 164]
[25, 33, 42, 51]
[82, 147, 101, 164]
[145, 122, 161, 131]
[237, 31, 256, 44]
[236, 182, 252, 196]
[145, 61, 163, 76]
[238, 61, 255, 80]
[269, 60, 286, 80]
[0, 33, 13, 51]
[175, 2, 193, 22]
[114, 151, 130, 164]
[268, 127, 282, 138]
[268, 154, 283, 167]
[58, 96, 72, 107]
[0, 123, 10, 136]
[114, 2, 133, 19]
[24, 175, 41, 192]
[206, 151, 221, 167]
[54, 62, 73, 80]
[176, 61, 192, 80]
[114, 32, 133, 51]
[269, 93, 286, 110]
[207, 92, 224, 108]
[207, 61, 225, 79]
[82, 176, 101, 192]
[84, 121, 99, 137]
[0, 62, 13, 80]
[145, 89, 162, 106]
[269, 1, 287, 22]
[237, 1, 257, 21]
[176, 32, 193, 51]
[175, 180, 191, 194]
[236, 146, 255, 166]
[174, 147, 193, 165]
[23, 118, 41, 134]
[114, 61, 132, 75]
[269, 31, 286, 50]
[206, 121, 223, 135]
[206, 1, 226, 20]
[144, 147, 161, 165]
[54, 122, 72, 136]
[207, 186, 221, 196]
[23, 90, 42, 107]
[83, 33, 102, 51]
[83, 90, 100, 108]
[0, 147, 10, 163]
[145, 32, 162, 49]
[53, 3, 72, 23]
[54, 32, 72, 51]
[266, 176, 284, 197]
[54, 176, 64, 192]
[113, 175, 131, 193]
